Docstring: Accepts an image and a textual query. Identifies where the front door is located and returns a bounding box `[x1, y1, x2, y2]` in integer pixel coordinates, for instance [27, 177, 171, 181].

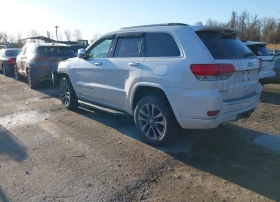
[73, 38, 113, 101]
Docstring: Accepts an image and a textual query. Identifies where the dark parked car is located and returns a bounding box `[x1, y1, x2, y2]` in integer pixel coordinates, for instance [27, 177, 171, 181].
[274, 55, 280, 82]
[15, 43, 76, 88]
[0, 48, 21, 76]
[270, 49, 280, 56]
[68, 44, 87, 56]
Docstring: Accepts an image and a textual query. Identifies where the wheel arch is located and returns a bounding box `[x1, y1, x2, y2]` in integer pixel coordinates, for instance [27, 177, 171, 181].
[129, 83, 179, 117]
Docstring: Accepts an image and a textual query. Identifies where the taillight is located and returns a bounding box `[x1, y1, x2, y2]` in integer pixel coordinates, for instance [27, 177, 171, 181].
[7, 58, 16, 65]
[258, 58, 262, 73]
[33, 56, 49, 61]
[207, 110, 220, 116]
[190, 64, 235, 81]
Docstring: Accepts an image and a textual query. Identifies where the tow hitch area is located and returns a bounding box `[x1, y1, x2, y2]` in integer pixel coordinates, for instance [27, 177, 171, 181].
[236, 109, 254, 121]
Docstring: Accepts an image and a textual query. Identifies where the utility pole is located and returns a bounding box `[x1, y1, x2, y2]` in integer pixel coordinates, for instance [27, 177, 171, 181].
[55, 26, 59, 41]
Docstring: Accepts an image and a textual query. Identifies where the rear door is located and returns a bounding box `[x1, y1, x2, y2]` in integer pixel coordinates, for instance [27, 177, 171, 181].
[247, 44, 275, 78]
[197, 31, 259, 100]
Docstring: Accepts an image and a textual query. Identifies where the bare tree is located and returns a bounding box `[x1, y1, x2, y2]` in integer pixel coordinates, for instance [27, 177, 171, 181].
[261, 17, 276, 43]
[205, 19, 227, 27]
[15, 31, 24, 48]
[90, 33, 101, 43]
[228, 11, 238, 28]
[245, 14, 260, 40]
[0, 32, 8, 44]
[64, 29, 72, 41]
[27, 30, 40, 42]
[49, 31, 54, 40]
[28, 30, 40, 37]
[73, 29, 82, 40]
[58, 33, 63, 41]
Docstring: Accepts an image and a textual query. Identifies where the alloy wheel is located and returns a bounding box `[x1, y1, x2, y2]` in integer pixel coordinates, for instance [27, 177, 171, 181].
[59, 81, 70, 106]
[138, 104, 166, 140]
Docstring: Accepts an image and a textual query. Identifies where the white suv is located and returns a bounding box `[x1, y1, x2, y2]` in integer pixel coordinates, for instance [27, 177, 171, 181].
[53, 23, 262, 145]
[244, 41, 275, 85]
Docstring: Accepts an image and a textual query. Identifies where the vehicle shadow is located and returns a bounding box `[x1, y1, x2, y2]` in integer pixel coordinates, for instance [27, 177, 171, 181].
[0, 187, 10, 202]
[260, 87, 280, 105]
[0, 125, 27, 162]
[75, 105, 280, 201]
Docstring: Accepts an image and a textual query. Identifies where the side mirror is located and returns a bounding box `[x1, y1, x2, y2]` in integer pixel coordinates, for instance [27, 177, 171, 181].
[78, 48, 87, 59]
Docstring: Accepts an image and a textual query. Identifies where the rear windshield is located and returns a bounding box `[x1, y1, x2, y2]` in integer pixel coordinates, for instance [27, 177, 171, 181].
[197, 31, 256, 59]
[5, 49, 21, 57]
[37, 46, 75, 57]
[247, 45, 272, 56]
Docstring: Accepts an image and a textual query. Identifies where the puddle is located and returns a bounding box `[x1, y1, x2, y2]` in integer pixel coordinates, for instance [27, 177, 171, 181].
[0, 110, 51, 129]
[254, 134, 280, 152]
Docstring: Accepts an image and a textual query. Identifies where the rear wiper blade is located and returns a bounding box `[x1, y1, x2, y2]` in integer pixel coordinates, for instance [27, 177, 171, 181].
[242, 52, 255, 58]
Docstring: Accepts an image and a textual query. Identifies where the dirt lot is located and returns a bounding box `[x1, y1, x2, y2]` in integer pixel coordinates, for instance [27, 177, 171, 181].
[0, 74, 280, 202]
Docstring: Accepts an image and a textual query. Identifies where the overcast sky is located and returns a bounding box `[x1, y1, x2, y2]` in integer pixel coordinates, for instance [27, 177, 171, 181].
[2, 0, 280, 41]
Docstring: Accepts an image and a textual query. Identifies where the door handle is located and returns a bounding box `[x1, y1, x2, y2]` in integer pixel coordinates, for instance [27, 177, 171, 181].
[94, 62, 103, 66]
[128, 62, 140, 67]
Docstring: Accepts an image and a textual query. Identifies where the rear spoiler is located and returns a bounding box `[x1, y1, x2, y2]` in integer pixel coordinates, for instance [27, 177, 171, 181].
[191, 26, 240, 36]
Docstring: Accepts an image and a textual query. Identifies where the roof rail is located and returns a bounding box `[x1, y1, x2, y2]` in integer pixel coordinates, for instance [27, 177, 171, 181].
[121, 23, 189, 30]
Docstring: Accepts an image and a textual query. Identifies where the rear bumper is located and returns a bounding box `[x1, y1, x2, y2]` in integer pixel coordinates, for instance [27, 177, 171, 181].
[30, 69, 52, 82]
[169, 83, 262, 129]
[177, 102, 258, 129]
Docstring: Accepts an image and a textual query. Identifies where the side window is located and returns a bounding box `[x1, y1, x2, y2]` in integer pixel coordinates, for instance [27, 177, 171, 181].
[146, 33, 180, 57]
[114, 38, 143, 58]
[87, 39, 112, 58]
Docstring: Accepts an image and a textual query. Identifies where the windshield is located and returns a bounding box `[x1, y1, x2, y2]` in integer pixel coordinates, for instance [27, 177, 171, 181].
[37, 46, 76, 57]
[197, 31, 256, 59]
[248, 45, 272, 56]
[5, 49, 21, 57]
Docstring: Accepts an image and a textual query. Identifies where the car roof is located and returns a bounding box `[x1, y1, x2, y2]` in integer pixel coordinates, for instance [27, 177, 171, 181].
[4, 48, 21, 50]
[26, 43, 68, 47]
[244, 41, 268, 46]
[103, 22, 241, 37]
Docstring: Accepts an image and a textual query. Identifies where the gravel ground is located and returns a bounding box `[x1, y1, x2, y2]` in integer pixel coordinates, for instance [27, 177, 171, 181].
[0, 74, 280, 202]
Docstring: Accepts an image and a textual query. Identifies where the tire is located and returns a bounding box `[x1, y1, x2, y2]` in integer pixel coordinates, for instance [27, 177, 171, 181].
[27, 69, 39, 89]
[59, 77, 78, 110]
[134, 95, 175, 146]
[2, 65, 7, 76]
[14, 65, 22, 80]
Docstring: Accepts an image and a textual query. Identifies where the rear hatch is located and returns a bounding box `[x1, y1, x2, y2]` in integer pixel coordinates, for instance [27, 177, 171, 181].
[35, 46, 76, 71]
[246, 44, 275, 78]
[196, 30, 259, 101]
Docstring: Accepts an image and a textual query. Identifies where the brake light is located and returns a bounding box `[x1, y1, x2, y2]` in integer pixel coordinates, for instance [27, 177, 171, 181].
[33, 56, 49, 61]
[7, 58, 16, 65]
[258, 58, 262, 73]
[190, 64, 235, 81]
